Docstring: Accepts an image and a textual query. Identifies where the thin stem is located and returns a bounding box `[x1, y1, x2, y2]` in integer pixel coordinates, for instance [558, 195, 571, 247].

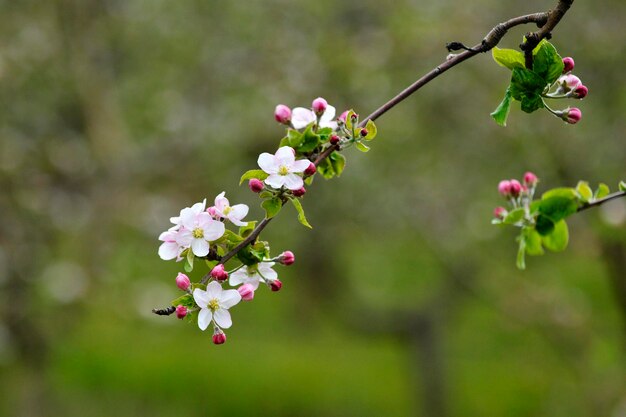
[578, 191, 626, 213]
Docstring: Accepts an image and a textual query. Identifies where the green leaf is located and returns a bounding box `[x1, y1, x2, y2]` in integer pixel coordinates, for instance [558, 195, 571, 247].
[594, 183, 610, 200]
[259, 191, 273, 199]
[538, 196, 578, 223]
[261, 198, 282, 218]
[503, 207, 525, 225]
[355, 142, 370, 153]
[576, 181, 593, 203]
[532, 40, 563, 84]
[345, 110, 356, 131]
[290, 197, 312, 228]
[317, 158, 335, 180]
[541, 187, 578, 200]
[298, 126, 320, 153]
[239, 221, 257, 238]
[509, 67, 547, 102]
[516, 236, 526, 270]
[236, 245, 263, 266]
[491, 88, 512, 126]
[329, 151, 346, 177]
[240, 169, 268, 185]
[363, 120, 377, 141]
[250, 241, 270, 261]
[286, 129, 304, 148]
[205, 259, 218, 270]
[523, 227, 545, 256]
[171, 294, 194, 308]
[619, 181, 626, 192]
[542, 220, 569, 252]
[492, 47, 525, 70]
[184, 249, 194, 272]
[520, 94, 544, 113]
[535, 214, 555, 236]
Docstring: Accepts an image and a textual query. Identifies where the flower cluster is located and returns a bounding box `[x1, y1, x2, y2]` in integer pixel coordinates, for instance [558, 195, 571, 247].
[543, 56, 588, 124]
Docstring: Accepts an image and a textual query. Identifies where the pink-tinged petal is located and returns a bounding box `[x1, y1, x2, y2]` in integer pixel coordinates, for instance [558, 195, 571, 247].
[258, 153, 278, 174]
[213, 308, 233, 329]
[282, 173, 304, 190]
[190, 199, 207, 214]
[214, 192, 228, 211]
[265, 174, 286, 189]
[191, 239, 210, 257]
[158, 230, 176, 242]
[158, 242, 179, 260]
[320, 120, 338, 130]
[197, 308, 212, 331]
[320, 104, 336, 123]
[203, 220, 225, 241]
[275, 146, 296, 165]
[206, 281, 222, 299]
[176, 229, 193, 247]
[244, 277, 261, 290]
[179, 207, 197, 229]
[229, 269, 247, 286]
[258, 263, 278, 281]
[291, 107, 316, 129]
[193, 288, 209, 308]
[220, 289, 242, 309]
[290, 159, 310, 173]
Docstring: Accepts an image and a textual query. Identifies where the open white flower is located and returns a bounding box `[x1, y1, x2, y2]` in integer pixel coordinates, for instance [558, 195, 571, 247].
[258, 146, 310, 190]
[176, 211, 225, 257]
[229, 262, 277, 290]
[213, 192, 249, 226]
[291, 105, 338, 130]
[158, 230, 184, 261]
[169, 199, 206, 231]
[194, 281, 242, 330]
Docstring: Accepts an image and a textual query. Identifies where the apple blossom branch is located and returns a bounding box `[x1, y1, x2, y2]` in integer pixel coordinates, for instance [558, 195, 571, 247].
[577, 191, 626, 213]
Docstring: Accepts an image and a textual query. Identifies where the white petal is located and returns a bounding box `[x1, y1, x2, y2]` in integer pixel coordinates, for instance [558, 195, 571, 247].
[193, 288, 209, 308]
[158, 230, 176, 242]
[265, 174, 286, 189]
[191, 239, 209, 257]
[259, 263, 278, 281]
[179, 207, 197, 229]
[213, 308, 233, 329]
[206, 281, 222, 299]
[169, 216, 180, 225]
[175, 229, 193, 247]
[283, 173, 303, 190]
[229, 269, 247, 286]
[230, 204, 248, 219]
[275, 146, 296, 165]
[290, 159, 310, 173]
[220, 289, 242, 309]
[258, 153, 278, 174]
[197, 308, 212, 331]
[214, 192, 228, 211]
[243, 277, 261, 290]
[291, 107, 316, 129]
[320, 104, 336, 122]
[203, 220, 225, 241]
[320, 120, 338, 130]
[190, 199, 207, 214]
[158, 242, 179, 260]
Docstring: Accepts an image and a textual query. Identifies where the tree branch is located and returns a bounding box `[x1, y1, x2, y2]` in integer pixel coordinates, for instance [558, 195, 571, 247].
[577, 191, 626, 213]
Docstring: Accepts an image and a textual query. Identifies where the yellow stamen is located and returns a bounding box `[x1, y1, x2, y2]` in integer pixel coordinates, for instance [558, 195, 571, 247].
[208, 299, 220, 312]
[278, 165, 289, 176]
[192, 228, 204, 239]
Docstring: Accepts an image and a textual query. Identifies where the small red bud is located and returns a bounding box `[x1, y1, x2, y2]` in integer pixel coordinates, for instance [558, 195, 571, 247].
[312, 97, 328, 115]
[562, 57, 575, 73]
[330, 134, 340, 145]
[493, 206, 507, 219]
[274, 104, 292, 125]
[564, 107, 582, 124]
[304, 162, 317, 176]
[279, 250, 295, 266]
[237, 283, 255, 301]
[175, 272, 191, 291]
[212, 328, 227, 345]
[292, 187, 306, 197]
[175, 305, 188, 319]
[270, 279, 283, 292]
[498, 180, 512, 197]
[523, 172, 538, 186]
[248, 178, 264, 193]
[572, 84, 588, 99]
[210, 264, 228, 282]
[509, 179, 522, 196]
[350, 112, 358, 122]
[359, 128, 368, 137]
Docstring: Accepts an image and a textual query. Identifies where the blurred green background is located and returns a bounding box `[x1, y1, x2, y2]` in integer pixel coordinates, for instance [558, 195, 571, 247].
[1, 0, 625, 416]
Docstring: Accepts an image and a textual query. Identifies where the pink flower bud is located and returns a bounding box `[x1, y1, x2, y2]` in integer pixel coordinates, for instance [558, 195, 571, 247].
[498, 180, 512, 197]
[572, 84, 588, 99]
[210, 264, 228, 282]
[350, 112, 358, 122]
[270, 279, 283, 292]
[509, 179, 522, 196]
[212, 328, 226, 345]
[523, 172, 538, 186]
[359, 128, 368, 137]
[175, 272, 191, 291]
[493, 206, 507, 219]
[249, 178, 264, 193]
[560, 74, 581, 90]
[274, 104, 292, 125]
[279, 250, 295, 266]
[312, 97, 328, 115]
[564, 107, 582, 124]
[175, 305, 188, 319]
[207, 206, 218, 217]
[237, 283, 255, 301]
[330, 134, 340, 145]
[292, 187, 306, 197]
[338, 110, 349, 123]
[304, 162, 317, 176]
[562, 57, 575, 73]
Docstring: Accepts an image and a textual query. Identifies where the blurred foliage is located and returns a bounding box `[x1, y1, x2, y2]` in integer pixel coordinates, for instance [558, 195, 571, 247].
[0, 0, 625, 416]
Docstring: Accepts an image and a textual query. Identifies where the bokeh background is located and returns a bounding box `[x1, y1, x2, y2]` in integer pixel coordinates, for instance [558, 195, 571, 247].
[1, 0, 625, 416]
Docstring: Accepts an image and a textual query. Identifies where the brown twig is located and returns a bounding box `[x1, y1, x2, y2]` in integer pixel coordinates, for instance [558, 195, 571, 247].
[577, 191, 626, 213]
